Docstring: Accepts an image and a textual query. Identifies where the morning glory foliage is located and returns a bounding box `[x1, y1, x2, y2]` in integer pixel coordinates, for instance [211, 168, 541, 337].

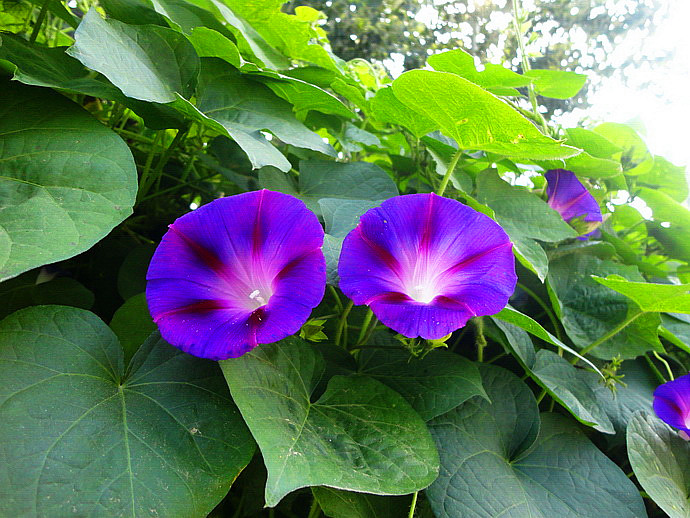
[338, 193, 517, 339]
[146, 190, 326, 360]
[653, 373, 690, 436]
[546, 169, 602, 237]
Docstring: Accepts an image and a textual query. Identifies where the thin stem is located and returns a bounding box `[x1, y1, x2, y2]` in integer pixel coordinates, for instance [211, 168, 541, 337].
[307, 497, 321, 518]
[574, 310, 645, 361]
[357, 315, 379, 347]
[653, 351, 674, 381]
[436, 150, 462, 197]
[334, 300, 354, 347]
[328, 285, 344, 313]
[517, 282, 564, 341]
[511, 0, 549, 133]
[152, 125, 189, 192]
[357, 309, 375, 344]
[29, 0, 51, 43]
[644, 355, 667, 384]
[408, 491, 419, 518]
[137, 131, 163, 202]
[535, 389, 547, 404]
[474, 316, 487, 362]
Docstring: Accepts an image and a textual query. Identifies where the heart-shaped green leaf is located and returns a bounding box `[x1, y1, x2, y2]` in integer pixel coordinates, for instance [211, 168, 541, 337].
[220, 337, 439, 507]
[628, 412, 690, 518]
[0, 306, 255, 517]
[425, 364, 647, 517]
[0, 81, 137, 281]
[357, 333, 486, 421]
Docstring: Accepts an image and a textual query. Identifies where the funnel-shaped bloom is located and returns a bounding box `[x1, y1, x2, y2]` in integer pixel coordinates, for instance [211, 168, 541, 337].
[545, 169, 602, 238]
[146, 190, 326, 360]
[653, 373, 690, 435]
[338, 193, 516, 339]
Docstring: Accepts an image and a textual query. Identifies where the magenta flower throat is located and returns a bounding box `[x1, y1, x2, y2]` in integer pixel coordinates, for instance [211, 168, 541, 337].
[146, 190, 326, 360]
[545, 169, 602, 237]
[653, 373, 690, 437]
[338, 193, 517, 339]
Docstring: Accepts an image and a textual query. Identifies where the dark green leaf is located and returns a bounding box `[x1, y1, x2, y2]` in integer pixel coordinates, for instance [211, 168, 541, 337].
[0, 272, 94, 320]
[117, 244, 156, 300]
[476, 170, 576, 279]
[492, 319, 614, 433]
[627, 412, 690, 518]
[188, 27, 242, 68]
[636, 156, 688, 202]
[220, 337, 439, 507]
[357, 332, 486, 421]
[110, 293, 156, 364]
[0, 82, 136, 281]
[426, 364, 647, 518]
[196, 60, 335, 171]
[260, 160, 397, 214]
[312, 487, 409, 518]
[0, 306, 255, 517]
[547, 254, 662, 359]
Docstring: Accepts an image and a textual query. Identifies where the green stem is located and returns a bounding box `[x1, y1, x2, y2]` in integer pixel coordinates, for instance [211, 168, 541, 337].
[653, 351, 674, 381]
[535, 389, 547, 404]
[644, 355, 667, 384]
[356, 309, 374, 344]
[511, 0, 549, 134]
[307, 497, 321, 518]
[328, 285, 343, 313]
[573, 310, 645, 362]
[152, 126, 189, 192]
[517, 282, 563, 341]
[408, 491, 418, 518]
[474, 316, 487, 362]
[334, 300, 354, 347]
[436, 150, 462, 197]
[29, 0, 51, 43]
[137, 131, 163, 202]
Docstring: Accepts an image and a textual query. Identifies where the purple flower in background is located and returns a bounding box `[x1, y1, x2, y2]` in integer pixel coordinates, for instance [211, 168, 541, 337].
[545, 169, 602, 238]
[653, 373, 690, 439]
[338, 193, 517, 339]
[146, 190, 326, 360]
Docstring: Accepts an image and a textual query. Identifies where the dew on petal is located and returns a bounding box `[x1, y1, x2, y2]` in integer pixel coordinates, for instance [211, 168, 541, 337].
[146, 189, 326, 360]
[338, 193, 517, 340]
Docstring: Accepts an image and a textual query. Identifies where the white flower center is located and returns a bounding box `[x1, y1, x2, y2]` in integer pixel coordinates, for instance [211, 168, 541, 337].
[408, 283, 438, 304]
[248, 289, 268, 308]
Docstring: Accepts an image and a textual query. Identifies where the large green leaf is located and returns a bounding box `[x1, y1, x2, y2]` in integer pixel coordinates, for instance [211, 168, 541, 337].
[392, 70, 579, 160]
[547, 254, 662, 359]
[425, 364, 647, 518]
[259, 160, 397, 214]
[636, 155, 688, 202]
[593, 276, 690, 314]
[0, 306, 255, 517]
[110, 293, 156, 364]
[357, 333, 486, 421]
[492, 319, 614, 433]
[524, 69, 587, 99]
[627, 412, 690, 518]
[476, 170, 576, 280]
[0, 82, 137, 281]
[0, 272, 94, 320]
[312, 487, 408, 518]
[369, 87, 438, 139]
[428, 48, 531, 96]
[221, 0, 342, 71]
[220, 337, 439, 507]
[66, 9, 200, 103]
[196, 60, 335, 171]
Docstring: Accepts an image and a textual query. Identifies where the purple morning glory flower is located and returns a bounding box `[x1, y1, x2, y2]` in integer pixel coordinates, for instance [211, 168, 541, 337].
[146, 189, 326, 360]
[338, 193, 517, 339]
[653, 373, 690, 436]
[545, 169, 602, 237]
